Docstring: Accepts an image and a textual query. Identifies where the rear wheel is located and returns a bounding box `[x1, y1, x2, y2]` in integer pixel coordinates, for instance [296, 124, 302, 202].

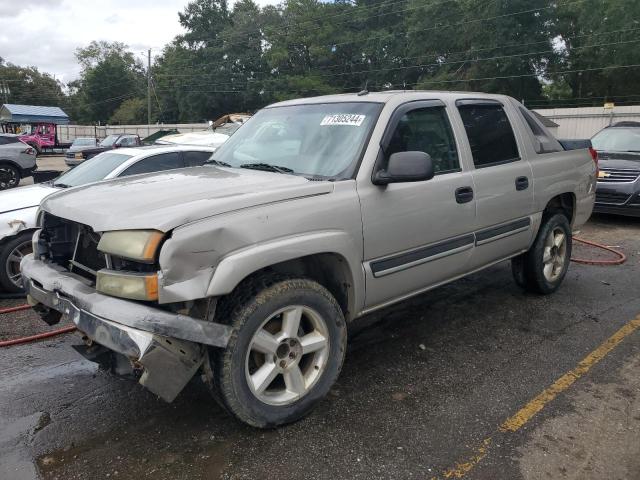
[0, 164, 20, 190]
[208, 275, 347, 428]
[512, 213, 572, 294]
[0, 231, 33, 292]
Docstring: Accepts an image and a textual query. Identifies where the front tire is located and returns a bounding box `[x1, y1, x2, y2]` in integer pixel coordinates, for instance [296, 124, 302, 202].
[0, 231, 33, 292]
[512, 213, 572, 294]
[209, 275, 347, 428]
[0, 164, 20, 190]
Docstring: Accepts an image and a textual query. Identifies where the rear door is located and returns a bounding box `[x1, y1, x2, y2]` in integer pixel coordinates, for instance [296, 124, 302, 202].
[455, 99, 534, 268]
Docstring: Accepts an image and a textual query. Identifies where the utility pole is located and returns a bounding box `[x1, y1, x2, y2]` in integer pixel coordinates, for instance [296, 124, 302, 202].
[147, 48, 152, 134]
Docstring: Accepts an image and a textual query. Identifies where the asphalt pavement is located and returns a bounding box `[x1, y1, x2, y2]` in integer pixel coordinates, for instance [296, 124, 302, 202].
[1, 214, 639, 480]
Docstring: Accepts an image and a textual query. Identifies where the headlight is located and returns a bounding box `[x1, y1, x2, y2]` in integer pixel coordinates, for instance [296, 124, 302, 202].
[96, 270, 158, 301]
[98, 230, 164, 263]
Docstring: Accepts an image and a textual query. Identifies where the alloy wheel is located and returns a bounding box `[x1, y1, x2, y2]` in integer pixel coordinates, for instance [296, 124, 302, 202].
[245, 305, 330, 406]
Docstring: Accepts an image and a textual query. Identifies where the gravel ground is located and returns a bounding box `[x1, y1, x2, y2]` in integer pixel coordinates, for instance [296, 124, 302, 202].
[0, 214, 639, 480]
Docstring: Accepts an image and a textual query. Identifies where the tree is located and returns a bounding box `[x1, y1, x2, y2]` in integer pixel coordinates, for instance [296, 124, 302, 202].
[72, 41, 146, 123]
[0, 58, 66, 107]
[109, 97, 147, 124]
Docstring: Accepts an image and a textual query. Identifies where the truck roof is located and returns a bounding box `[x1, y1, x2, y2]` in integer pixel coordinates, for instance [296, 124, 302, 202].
[268, 90, 513, 108]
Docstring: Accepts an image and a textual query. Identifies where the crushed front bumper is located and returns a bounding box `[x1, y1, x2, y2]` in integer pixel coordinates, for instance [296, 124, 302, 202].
[21, 254, 232, 401]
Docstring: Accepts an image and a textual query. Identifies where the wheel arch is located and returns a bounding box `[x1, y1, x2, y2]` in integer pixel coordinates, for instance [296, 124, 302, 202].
[204, 233, 364, 322]
[542, 192, 576, 225]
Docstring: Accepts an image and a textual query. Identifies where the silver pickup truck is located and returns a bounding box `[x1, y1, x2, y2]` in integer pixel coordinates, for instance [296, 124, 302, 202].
[22, 91, 596, 427]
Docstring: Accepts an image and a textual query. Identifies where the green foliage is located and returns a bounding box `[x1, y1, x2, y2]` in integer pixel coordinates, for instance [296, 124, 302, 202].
[109, 97, 147, 124]
[0, 58, 66, 107]
[5, 1, 640, 122]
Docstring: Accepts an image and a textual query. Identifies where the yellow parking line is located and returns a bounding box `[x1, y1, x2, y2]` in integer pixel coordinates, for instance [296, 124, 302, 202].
[433, 314, 640, 479]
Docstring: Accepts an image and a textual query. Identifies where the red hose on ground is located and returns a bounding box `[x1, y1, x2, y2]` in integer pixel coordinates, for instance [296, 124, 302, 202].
[0, 325, 77, 347]
[571, 236, 627, 265]
[0, 304, 31, 314]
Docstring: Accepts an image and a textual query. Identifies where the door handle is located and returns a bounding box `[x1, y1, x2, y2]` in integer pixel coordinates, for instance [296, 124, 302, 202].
[455, 186, 474, 204]
[515, 176, 529, 191]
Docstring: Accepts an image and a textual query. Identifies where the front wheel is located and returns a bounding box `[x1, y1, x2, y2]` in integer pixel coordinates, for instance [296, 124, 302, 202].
[0, 164, 20, 190]
[512, 213, 572, 294]
[209, 275, 347, 428]
[0, 231, 33, 292]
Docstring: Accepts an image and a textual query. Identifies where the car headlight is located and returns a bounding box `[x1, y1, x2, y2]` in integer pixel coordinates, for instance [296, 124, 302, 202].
[97, 230, 164, 263]
[96, 270, 158, 301]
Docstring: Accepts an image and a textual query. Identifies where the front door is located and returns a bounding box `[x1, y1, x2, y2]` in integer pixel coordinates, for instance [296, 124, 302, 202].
[358, 101, 476, 309]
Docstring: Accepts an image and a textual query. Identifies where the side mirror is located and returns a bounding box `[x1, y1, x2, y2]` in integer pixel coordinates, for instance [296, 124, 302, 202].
[372, 151, 435, 185]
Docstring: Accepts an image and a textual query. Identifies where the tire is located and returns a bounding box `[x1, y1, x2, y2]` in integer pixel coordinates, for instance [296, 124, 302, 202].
[0, 231, 33, 293]
[0, 164, 21, 190]
[511, 213, 572, 294]
[209, 274, 347, 428]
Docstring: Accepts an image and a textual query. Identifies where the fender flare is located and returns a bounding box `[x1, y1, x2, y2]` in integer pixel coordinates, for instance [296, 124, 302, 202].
[205, 230, 365, 313]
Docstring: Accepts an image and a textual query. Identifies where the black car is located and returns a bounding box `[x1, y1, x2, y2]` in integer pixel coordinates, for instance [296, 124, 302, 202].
[591, 122, 640, 217]
[64, 133, 141, 166]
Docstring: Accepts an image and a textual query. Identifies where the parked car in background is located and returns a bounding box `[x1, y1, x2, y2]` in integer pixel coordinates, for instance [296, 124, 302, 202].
[0, 145, 214, 292]
[64, 137, 99, 163]
[591, 121, 640, 217]
[22, 91, 595, 427]
[155, 113, 250, 149]
[0, 133, 37, 190]
[66, 133, 142, 166]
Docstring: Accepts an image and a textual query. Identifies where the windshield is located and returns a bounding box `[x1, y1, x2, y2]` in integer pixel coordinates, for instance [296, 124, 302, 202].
[100, 135, 119, 147]
[591, 128, 640, 152]
[72, 138, 96, 147]
[211, 102, 382, 178]
[53, 152, 133, 188]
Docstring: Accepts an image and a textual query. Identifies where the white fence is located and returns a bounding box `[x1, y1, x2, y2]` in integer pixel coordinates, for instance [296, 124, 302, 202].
[57, 123, 209, 143]
[533, 105, 640, 139]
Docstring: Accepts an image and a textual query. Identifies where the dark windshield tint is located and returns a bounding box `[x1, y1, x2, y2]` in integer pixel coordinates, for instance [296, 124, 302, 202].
[212, 102, 382, 178]
[591, 128, 640, 152]
[54, 152, 133, 187]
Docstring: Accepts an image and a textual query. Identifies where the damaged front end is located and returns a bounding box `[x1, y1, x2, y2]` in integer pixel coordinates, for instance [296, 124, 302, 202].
[21, 219, 232, 402]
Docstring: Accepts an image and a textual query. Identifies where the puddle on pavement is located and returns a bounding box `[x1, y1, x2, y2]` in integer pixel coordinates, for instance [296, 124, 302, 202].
[36, 417, 237, 479]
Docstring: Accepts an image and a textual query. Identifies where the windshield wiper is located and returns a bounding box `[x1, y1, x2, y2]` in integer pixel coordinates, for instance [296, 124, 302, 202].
[205, 158, 232, 167]
[240, 163, 294, 174]
[53, 182, 72, 188]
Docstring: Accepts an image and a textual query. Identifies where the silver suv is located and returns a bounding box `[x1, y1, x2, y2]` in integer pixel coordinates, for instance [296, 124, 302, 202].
[0, 134, 37, 189]
[22, 91, 596, 427]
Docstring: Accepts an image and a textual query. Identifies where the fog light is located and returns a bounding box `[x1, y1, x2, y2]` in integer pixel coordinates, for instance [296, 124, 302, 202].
[96, 270, 158, 301]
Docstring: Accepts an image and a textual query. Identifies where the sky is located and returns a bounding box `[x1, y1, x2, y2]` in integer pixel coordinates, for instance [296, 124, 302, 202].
[0, 0, 276, 84]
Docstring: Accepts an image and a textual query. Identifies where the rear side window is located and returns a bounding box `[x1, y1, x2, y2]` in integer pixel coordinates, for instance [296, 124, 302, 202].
[457, 103, 519, 168]
[386, 106, 460, 174]
[183, 150, 213, 167]
[121, 152, 185, 176]
[519, 107, 561, 154]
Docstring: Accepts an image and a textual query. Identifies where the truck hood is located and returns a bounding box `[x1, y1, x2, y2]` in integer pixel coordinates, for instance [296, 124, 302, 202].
[41, 166, 334, 232]
[0, 183, 59, 214]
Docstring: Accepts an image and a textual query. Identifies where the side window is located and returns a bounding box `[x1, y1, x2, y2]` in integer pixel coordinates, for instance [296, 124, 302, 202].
[118, 136, 136, 147]
[183, 150, 213, 167]
[386, 107, 460, 174]
[457, 103, 519, 168]
[518, 107, 561, 154]
[121, 152, 185, 176]
[0, 137, 8, 145]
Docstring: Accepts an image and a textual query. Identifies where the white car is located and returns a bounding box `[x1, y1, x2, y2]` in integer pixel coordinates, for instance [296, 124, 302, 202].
[154, 129, 231, 148]
[0, 145, 214, 292]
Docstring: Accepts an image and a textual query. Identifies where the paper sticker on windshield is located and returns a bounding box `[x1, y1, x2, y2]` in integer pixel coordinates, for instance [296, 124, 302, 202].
[320, 114, 366, 126]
